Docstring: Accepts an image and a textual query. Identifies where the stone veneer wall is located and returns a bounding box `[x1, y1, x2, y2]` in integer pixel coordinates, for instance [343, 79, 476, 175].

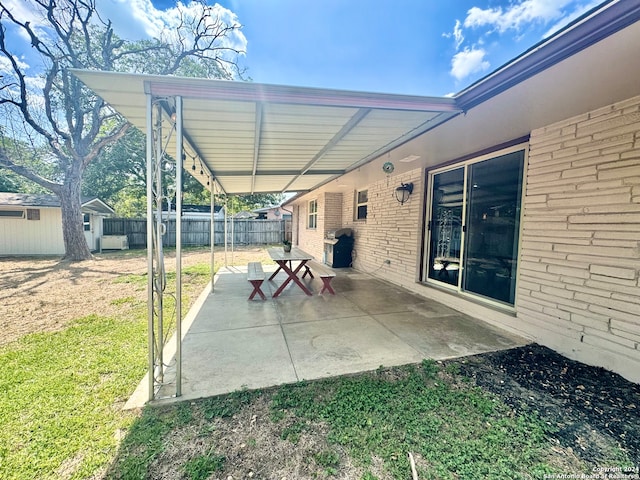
[519, 95, 640, 381]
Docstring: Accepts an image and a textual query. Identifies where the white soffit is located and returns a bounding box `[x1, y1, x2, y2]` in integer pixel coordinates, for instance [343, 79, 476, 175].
[71, 70, 459, 194]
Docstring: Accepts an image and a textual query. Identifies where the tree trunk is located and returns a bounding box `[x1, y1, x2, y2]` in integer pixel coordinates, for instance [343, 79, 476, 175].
[59, 182, 92, 261]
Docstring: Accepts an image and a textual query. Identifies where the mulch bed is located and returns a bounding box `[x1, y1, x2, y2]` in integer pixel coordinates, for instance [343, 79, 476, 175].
[450, 344, 640, 465]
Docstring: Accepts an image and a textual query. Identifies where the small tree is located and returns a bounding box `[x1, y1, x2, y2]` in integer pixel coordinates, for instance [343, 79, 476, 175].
[0, 0, 245, 260]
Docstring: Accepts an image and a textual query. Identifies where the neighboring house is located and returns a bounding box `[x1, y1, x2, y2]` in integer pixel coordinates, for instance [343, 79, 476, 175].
[161, 203, 225, 220]
[232, 210, 258, 219]
[0, 192, 114, 255]
[285, 4, 640, 382]
[253, 206, 292, 220]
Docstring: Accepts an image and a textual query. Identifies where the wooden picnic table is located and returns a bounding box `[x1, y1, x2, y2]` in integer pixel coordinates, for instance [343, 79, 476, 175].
[267, 247, 314, 297]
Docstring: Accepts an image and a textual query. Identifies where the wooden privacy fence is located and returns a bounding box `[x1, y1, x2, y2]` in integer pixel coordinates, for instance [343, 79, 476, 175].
[103, 218, 288, 248]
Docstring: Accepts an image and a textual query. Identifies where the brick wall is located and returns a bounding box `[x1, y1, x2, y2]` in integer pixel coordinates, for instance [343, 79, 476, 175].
[296, 192, 344, 261]
[342, 169, 423, 286]
[324, 193, 343, 233]
[287, 95, 640, 382]
[520, 95, 640, 380]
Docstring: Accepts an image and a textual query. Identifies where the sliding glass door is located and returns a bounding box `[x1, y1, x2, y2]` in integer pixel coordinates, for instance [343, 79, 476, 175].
[425, 148, 525, 306]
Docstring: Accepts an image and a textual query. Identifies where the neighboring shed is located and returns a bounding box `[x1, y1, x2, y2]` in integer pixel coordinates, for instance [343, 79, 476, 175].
[0, 192, 114, 256]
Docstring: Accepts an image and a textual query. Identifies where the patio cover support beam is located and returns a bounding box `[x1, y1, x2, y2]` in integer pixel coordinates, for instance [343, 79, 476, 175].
[146, 97, 168, 401]
[251, 103, 263, 194]
[210, 182, 215, 291]
[282, 107, 370, 192]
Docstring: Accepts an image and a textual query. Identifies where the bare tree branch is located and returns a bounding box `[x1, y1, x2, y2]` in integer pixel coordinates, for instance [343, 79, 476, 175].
[0, 0, 245, 260]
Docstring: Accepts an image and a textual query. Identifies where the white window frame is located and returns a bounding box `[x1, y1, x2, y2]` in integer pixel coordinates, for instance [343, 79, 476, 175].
[0, 209, 25, 219]
[355, 189, 368, 220]
[307, 199, 317, 229]
[83, 213, 91, 231]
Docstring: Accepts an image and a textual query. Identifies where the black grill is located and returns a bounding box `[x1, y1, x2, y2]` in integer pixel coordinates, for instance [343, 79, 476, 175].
[324, 228, 354, 268]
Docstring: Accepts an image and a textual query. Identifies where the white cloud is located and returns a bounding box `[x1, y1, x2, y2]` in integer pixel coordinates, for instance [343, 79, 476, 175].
[453, 20, 465, 50]
[0, 55, 30, 73]
[450, 47, 490, 81]
[443, 19, 465, 51]
[463, 0, 574, 34]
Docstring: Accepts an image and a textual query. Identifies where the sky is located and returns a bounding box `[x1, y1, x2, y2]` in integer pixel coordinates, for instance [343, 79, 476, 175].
[203, 0, 603, 96]
[2, 0, 605, 98]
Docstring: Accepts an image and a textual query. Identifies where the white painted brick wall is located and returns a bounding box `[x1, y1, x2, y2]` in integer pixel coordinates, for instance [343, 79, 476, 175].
[521, 94, 640, 378]
[293, 192, 344, 261]
[288, 95, 640, 383]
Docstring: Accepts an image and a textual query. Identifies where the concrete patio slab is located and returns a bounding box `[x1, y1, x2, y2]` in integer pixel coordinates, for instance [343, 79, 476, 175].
[283, 316, 424, 380]
[275, 294, 368, 323]
[190, 297, 280, 332]
[157, 324, 298, 401]
[130, 265, 530, 407]
[373, 311, 524, 359]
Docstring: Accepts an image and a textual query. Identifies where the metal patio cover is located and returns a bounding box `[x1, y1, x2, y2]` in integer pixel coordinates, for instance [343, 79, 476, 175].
[72, 70, 460, 195]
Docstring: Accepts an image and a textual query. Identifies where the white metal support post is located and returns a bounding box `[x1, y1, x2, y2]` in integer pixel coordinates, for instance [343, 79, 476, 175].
[154, 100, 165, 390]
[224, 197, 228, 267]
[146, 93, 184, 401]
[146, 93, 154, 402]
[174, 95, 183, 397]
[210, 184, 215, 291]
[146, 96, 167, 401]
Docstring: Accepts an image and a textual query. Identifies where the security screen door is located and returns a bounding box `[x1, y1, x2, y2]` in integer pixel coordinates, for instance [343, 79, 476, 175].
[426, 167, 464, 287]
[425, 149, 525, 306]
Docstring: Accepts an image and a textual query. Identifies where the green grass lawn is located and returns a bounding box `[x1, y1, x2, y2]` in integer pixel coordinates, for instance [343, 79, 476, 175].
[0, 258, 211, 480]
[0, 315, 147, 479]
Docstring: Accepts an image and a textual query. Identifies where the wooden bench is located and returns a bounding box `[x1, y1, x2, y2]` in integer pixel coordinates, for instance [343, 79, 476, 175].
[247, 262, 266, 300]
[304, 260, 337, 295]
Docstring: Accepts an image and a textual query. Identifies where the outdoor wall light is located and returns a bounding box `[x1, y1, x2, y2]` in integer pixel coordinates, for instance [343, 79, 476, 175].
[394, 182, 414, 205]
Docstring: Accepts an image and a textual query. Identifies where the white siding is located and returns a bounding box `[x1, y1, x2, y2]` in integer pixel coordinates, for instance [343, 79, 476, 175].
[0, 207, 65, 255]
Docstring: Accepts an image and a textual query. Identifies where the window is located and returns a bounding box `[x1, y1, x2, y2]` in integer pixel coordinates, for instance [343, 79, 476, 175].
[26, 209, 40, 221]
[0, 209, 25, 219]
[308, 199, 317, 229]
[83, 213, 91, 231]
[356, 189, 368, 220]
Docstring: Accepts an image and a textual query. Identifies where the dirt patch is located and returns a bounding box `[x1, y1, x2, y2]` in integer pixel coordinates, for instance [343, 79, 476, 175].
[148, 396, 365, 480]
[451, 344, 640, 466]
[0, 247, 269, 346]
